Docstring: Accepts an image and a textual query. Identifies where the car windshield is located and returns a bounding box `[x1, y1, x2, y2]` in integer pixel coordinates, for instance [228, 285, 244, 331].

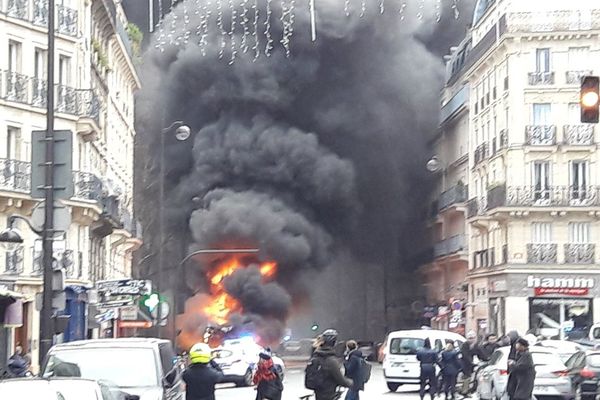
[43, 348, 158, 388]
[390, 338, 425, 355]
[531, 352, 561, 366]
[587, 354, 600, 368]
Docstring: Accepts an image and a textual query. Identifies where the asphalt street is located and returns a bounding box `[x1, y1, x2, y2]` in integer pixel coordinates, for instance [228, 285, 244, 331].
[215, 364, 423, 400]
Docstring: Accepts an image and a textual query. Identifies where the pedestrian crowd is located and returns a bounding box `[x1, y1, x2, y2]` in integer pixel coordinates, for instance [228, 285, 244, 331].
[416, 330, 535, 400]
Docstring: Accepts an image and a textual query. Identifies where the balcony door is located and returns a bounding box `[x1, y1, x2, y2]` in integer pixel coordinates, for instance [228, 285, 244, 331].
[532, 222, 552, 244]
[536, 48, 550, 73]
[532, 161, 551, 203]
[569, 222, 590, 244]
[532, 104, 551, 125]
[570, 161, 588, 202]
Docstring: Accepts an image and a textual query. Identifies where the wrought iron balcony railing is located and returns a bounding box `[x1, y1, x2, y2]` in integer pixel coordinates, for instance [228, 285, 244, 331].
[499, 129, 508, 149]
[473, 248, 495, 268]
[528, 71, 555, 85]
[526, 125, 556, 145]
[4, 71, 29, 103]
[0, 159, 31, 193]
[77, 89, 101, 124]
[564, 125, 595, 145]
[507, 10, 600, 33]
[7, 0, 28, 20]
[474, 142, 488, 165]
[566, 70, 593, 85]
[31, 77, 48, 107]
[57, 4, 78, 36]
[56, 84, 78, 114]
[564, 243, 595, 265]
[438, 185, 468, 211]
[503, 185, 600, 207]
[32, 0, 48, 26]
[73, 171, 103, 202]
[434, 235, 466, 258]
[527, 243, 558, 264]
[2, 0, 78, 37]
[5, 247, 24, 274]
[466, 196, 487, 218]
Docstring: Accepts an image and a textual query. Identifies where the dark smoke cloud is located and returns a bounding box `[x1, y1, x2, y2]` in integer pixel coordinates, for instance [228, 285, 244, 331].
[136, 0, 476, 340]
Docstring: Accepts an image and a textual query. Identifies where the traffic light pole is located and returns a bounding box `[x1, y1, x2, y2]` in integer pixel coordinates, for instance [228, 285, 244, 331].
[39, 0, 56, 366]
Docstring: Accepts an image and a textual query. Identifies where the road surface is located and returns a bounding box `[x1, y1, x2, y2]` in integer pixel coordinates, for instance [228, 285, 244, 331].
[215, 363, 422, 400]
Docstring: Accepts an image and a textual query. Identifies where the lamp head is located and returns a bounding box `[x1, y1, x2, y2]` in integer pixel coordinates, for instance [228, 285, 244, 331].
[426, 156, 443, 173]
[175, 125, 191, 141]
[0, 227, 23, 252]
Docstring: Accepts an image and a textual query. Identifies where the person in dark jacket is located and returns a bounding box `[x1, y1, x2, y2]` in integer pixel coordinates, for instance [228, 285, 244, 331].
[182, 343, 224, 400]
[417, 338, 438, 400]
[507, 338, 535, 400]
[254, 352, 283, 400]
[504, 330, 521, 400]
[310, 329, 353, 400]
[480, 334, 499, 361]
[439, 342, 461, 400]
[343, 340, 364, 400]
[7, 345, 29, 377]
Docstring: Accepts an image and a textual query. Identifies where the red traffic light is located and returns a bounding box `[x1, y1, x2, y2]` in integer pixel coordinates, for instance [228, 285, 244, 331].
[580, 76, 599, 123]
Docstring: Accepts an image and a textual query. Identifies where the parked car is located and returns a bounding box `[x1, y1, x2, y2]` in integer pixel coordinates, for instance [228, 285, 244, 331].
[565, 350, 600, 400]
[538, 340, 585, 364]
[0, 377, 139, 400]
[211, 337, 286, 387]
[41, 338, 183, 400]
[357, 341, 378, 362]
[382, 329, 465, 392]
[477, 346, 572, 400]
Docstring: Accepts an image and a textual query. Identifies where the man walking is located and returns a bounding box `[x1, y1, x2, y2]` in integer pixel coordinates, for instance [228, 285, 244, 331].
[507, 338, 535, 400]
[305, 329, 353, 400]
[344, 340, 364, 400]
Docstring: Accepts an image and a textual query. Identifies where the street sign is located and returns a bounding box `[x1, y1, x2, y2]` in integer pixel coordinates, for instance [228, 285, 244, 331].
[119, 305, 138, 321]
[97, 279, 152, 297]
[31, 130, 74, 200]
[31, 201, 71, 238]
[119, 321, 152, 329]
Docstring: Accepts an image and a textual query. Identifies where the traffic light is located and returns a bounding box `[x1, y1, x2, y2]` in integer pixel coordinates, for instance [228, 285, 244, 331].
[580, 76, 599, 123]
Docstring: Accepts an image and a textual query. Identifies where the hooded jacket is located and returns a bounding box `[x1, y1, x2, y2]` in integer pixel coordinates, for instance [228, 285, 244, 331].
[182, 362, 224, 400]
[344, 349, 365, 391]
[312, 347, 353, 400]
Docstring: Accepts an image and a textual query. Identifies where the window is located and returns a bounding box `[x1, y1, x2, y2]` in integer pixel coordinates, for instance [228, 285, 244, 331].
[568, 103, 581, 123]
[58, 55, 71, 86]
[34, 48, 46, 78]
[568, 47, 588, 70]
[8, 40, 21, 72]
[6, 127, 21, 160]
[532, 222, 552, 243]
[569, 222, 590, 244]
[536, 48, 550, 73]
[532, 161, 551, 201]
[532, 103, 551, 125]
[570, 161, 588, 200]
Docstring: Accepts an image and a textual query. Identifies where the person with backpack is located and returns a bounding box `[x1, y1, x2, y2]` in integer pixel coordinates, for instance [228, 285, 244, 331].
[343, 340, 365, 400]
[254, 352, 284, 400]
[417, 338, 438, 400]
[305, 329, 353, 400]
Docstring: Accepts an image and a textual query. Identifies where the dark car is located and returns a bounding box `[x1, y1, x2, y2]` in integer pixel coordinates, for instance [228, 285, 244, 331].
[357, 341, 378, 362]
[565, 351, 600, 400]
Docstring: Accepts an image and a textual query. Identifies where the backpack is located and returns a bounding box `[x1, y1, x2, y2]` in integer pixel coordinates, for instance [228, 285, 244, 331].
[361, 358, 372, 384]
[305, 357, 326, 390]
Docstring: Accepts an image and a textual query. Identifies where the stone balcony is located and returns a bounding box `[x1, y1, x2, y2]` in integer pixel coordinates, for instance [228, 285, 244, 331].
[563, 125, 595, 146]
[433, 235, 467, 258]
[438, 184, 468, 211]
[528, 72, 555, 86]
[566, 70, 593, 85]
[527, 243, 558, 264]
[526, 125, 556, 145]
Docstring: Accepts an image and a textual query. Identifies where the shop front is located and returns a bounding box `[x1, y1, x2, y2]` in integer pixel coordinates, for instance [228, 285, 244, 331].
[487, 272, 600, 339]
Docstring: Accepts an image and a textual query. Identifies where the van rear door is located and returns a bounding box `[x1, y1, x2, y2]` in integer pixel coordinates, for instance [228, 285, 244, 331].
[386, 337, 425, 378]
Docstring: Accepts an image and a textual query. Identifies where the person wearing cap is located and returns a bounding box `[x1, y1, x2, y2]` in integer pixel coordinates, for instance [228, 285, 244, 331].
[182, 343, 224, 400]
[507, 338, 535, 400]
[254, 351, 284, 400]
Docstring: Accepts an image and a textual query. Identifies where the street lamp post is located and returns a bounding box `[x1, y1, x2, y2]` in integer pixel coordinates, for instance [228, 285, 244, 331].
[156, 121, 190, 337]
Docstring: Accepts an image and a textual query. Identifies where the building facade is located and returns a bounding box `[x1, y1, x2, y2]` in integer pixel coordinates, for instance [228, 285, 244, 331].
[0, 0, 141, 371]
[422, 0, 600, 339]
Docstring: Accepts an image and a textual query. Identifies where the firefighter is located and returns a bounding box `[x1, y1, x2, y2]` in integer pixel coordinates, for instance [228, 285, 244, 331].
[182, 343, 224, 400]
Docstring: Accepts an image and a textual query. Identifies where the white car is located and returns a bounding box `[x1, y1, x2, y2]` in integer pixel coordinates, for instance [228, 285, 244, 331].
[0, 378, 139, 400]
[537, 340, 584, 364]
[212, 338, 285, 387]
[477, 346, 572, 400]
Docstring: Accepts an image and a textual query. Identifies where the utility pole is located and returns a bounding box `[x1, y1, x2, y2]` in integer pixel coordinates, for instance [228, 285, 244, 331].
[39, 0, 56, 366]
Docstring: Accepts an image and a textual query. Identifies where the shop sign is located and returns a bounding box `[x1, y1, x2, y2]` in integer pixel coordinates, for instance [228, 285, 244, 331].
[97, 279, 151, 297]
[119, 321, 152, 329]
[528, 276, 594, 296]
[438, 306, 450, 316]
[449, 310, 462, 329]
[534, 287, 589, 296]
[119, 305, 138, 321]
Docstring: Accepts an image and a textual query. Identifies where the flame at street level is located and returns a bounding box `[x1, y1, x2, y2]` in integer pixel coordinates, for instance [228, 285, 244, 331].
[202, 257, 278, 325]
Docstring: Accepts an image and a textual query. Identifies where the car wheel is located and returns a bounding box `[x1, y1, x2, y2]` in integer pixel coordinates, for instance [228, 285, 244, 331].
[387, 382, 400, 392]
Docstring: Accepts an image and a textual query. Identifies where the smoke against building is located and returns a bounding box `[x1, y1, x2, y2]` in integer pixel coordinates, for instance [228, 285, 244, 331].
[133, 0, 475, 345]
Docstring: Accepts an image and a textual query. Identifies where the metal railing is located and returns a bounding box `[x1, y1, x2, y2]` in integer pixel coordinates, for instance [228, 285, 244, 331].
[73, 171, 104, 202]
[4, 71, 29, 103]
[566, 70, 593, 85]
[527, 243, 558, 264]
[507, 10, 600, 33]
[31, 77, 48, 107]
[528, 72, 554, 85]
[526, 125, 556, 145]
[564, 125, 594, 145]
[474, 142, 488, 165]
[5, 247, 24, 274]
[2, 0, 78, 37]
[473, 248, 495, 268]
[438, 185, 468, 211]
[564, 243, 595, 265]
[434, 235, 467, 258]
[0, 159, 31, 193]
[56, 84, 78, 114]
[466, 197, 487, 218]
[503, 185, 600, 207]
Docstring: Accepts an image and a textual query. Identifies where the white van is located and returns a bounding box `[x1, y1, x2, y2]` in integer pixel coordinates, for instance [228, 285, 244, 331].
[382, 329, 466, 392]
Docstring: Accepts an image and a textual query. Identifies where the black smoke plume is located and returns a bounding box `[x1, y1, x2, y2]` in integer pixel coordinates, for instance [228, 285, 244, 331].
[135, 0, 475, 342]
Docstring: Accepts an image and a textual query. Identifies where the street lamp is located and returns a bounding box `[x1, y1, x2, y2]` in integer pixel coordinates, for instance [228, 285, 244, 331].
[426, 155, 447, 191]
[0, 215, 43, 251]
[156, 121, 191, 338]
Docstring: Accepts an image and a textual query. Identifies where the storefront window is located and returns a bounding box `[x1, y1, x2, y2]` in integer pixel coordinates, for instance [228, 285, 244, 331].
[529, 298, 592, 339]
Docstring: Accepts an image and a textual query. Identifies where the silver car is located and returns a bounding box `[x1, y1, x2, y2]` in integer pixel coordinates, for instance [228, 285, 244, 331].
[477, 346, 572, 400]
